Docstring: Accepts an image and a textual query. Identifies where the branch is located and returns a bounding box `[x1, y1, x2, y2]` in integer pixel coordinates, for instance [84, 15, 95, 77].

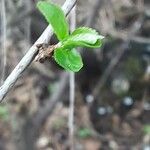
[0, 0, 77, 102]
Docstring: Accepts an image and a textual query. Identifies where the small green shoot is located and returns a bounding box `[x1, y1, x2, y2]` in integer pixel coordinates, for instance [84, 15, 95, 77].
[143, 125, 150, 135]
[37, 1, 104, 72]
[77, 127, 92, 139]
[0, 105, 9, 121]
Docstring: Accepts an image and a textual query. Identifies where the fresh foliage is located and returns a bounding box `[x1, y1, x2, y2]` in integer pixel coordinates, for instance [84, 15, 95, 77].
[62, 27, 104, 49]
[0, 105, 9, 121]
[78, 127, 92, 138]
[37, 1, 69, 40]
[37, 1, 104, 72]
[143, 125, 150, 135]
[54, 48, 83, 72]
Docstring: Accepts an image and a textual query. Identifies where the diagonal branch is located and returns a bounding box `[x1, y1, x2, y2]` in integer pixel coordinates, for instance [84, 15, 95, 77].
[0, 0, 77, 102]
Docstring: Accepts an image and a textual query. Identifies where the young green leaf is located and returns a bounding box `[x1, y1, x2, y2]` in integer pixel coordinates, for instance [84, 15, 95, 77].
[62, 27, 104, 48]
[37, 1, 69, 41]
[72, 27, 98, 35]
[54, 48, 83, 72]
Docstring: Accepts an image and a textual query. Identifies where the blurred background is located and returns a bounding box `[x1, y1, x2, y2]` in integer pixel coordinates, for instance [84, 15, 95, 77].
[0, 0, 150, 149]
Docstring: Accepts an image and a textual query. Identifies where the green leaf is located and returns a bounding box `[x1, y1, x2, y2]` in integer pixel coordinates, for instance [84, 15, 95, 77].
[0, 105, 9, 121]
[37, 1, 69, 40]
[54, 48, 83, 72]
[143, 125, 150, 135]
[62, 27, 104, 48]
[78, 128, 92, 139]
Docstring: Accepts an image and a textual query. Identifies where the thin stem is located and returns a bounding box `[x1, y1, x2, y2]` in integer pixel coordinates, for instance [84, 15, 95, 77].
[68, 6, 76, 150]
[24, 0, 32, 47]
[69, 72, 75, 149]
[1, 0, 7, 85]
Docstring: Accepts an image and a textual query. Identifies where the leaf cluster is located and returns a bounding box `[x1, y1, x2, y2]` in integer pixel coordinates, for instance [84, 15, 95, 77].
[37, 1, 104, 72]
